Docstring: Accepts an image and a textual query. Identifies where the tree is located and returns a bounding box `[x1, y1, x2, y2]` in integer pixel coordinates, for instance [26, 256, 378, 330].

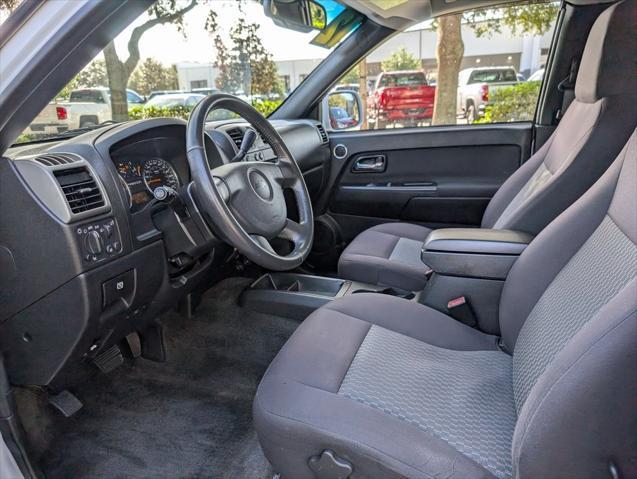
[381, 47, 421, 72]
[129, 58, 179, 96]
[57, 59, 108, 99]
[432, 14, 463, 125]
[103, 0, 197, 121]
[207, 14, 281, 96]
[0, 0, 16, 11]
[432, 0, 559, 126]
[341, 65, 360, 85]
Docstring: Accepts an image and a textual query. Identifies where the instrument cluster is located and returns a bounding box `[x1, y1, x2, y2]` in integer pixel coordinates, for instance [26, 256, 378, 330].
[115, 156, 181, 212]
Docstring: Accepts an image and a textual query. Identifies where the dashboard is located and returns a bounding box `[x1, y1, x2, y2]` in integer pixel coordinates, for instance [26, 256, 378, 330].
[0, 115, 331, 389]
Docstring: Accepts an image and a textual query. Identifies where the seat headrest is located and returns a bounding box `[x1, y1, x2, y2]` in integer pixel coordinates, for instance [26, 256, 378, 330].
[575, 0, 637, 103]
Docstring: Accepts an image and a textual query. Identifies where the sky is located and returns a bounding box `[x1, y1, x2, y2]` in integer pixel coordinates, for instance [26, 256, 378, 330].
[113, 0, 336, 65]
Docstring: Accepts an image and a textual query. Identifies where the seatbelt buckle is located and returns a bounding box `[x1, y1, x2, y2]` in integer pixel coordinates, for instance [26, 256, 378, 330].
[447, 296, 477, 328]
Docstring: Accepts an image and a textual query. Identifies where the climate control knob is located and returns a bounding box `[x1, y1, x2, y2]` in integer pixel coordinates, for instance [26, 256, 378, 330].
[85, 230, 103, 255]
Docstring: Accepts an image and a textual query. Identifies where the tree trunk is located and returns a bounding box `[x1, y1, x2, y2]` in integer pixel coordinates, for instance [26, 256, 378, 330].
[432, 14, 464, 126]
[358, 59, 368, 129]
[104, 42, 130, 122]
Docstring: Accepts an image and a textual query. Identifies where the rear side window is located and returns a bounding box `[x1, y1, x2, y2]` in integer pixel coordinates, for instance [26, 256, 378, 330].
[69, 90, 105, 103]
[468, 69, 518, 84]
[378, 72, 427, 87]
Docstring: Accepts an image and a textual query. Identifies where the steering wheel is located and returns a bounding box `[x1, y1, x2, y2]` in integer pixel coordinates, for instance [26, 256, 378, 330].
[186, 94, 314, 271]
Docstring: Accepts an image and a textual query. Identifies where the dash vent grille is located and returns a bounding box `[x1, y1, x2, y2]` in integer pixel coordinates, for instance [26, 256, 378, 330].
[316, 124, 329, 144]
[226, 127, 243, 149]
[54, 167, 105, 214]
[35, 154, 77, 166]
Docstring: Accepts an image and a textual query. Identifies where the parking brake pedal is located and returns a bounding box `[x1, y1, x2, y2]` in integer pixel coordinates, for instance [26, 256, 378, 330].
[49, 390, 83, 417]
[93, 344, 124, 373]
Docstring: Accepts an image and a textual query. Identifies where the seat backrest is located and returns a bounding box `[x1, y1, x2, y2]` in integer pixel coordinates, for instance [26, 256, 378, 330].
[498, 127, 636, 478]
[481, 0, 637, 235]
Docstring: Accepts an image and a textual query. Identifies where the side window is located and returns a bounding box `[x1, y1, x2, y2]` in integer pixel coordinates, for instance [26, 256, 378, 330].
[328, 0, 558, 131]
[127, 91, 143, 104]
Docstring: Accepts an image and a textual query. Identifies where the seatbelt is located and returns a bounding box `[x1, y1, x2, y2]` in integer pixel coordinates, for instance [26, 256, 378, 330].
[447, 296, 477, 328]
[555, 57, 579, 121]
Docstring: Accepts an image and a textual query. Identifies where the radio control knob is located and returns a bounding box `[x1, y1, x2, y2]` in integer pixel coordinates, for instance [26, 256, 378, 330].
[85, 230, 103, 255]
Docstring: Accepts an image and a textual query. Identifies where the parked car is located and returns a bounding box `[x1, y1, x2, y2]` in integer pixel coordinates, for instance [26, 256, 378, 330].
[147, 89, 187, 100]
[457, 66, 519, 122]
[61, 87, 145, 129]
[23, 102, 68, 138]
[368, 70, 436, 129]
[335, 83, 360, 93]
[527, 68, 545, 82]
[144, 93, 205, 109]
[191, 87, 220, 96]
[329, 106, 357, 129]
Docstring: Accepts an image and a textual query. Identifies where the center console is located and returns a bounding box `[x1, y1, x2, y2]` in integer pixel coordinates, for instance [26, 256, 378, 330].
[240, 228, 533, 332]
[419, 228, 533, 334]
[240, 273, 413, 320]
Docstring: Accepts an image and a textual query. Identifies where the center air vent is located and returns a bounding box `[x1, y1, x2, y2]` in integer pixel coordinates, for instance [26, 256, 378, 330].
[54, 167, 105, 214]
[226, 127, 244, 149]
[35, 153, 78, 166]
[316, 124, 329, 144]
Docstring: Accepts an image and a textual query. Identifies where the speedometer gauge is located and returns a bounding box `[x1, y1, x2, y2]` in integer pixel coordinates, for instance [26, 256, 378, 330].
[142, 158, 180, 194]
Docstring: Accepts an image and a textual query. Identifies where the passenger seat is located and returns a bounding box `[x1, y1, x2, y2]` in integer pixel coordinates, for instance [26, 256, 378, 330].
[338, 0, 637, 292]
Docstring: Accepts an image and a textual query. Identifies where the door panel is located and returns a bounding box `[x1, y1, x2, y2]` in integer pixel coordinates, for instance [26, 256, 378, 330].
[321, 123, 533, 242]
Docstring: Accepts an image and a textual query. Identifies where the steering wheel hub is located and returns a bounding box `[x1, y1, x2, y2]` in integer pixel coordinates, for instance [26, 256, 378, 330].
[249, 169, 273, 201]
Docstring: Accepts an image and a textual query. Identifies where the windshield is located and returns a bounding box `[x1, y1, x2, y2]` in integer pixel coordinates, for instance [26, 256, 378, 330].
[5, 0, 359, 144]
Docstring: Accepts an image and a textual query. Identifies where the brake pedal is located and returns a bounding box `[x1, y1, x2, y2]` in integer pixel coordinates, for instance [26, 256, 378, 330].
[49, 390, 83, 417]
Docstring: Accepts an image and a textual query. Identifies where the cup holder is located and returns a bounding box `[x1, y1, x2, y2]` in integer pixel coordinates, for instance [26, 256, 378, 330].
[352, 287, 415, 300]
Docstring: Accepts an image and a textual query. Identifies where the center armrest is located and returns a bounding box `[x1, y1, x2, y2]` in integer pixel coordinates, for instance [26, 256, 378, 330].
[422, 228, 534, 280]
[423, 228, 534, 255]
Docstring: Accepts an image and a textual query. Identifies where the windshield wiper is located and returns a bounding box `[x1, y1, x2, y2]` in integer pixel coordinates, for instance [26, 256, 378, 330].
[42, 121, 119, 140]
[13, 121, 118, 146]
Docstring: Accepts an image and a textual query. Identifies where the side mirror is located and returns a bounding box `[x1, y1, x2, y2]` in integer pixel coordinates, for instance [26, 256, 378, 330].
[263, 0, 327, 33]
[321, 90, 363, 131]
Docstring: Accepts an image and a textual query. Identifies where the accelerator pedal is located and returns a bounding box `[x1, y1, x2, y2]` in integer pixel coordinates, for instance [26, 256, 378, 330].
[93, 344, 124, 373]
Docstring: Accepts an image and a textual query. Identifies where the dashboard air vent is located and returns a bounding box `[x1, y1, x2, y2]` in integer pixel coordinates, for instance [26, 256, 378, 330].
[226, 127, 244, 149]
[316, 124, 329, 144]
[54, 167, 105, 214]
[35, 153, 77, 166]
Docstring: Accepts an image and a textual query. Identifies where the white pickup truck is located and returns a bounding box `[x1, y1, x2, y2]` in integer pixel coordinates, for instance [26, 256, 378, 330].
[457, 67, 519, 122]
[25, 87, 145, 137]
[23, 102, 69, 138]
[63, 87, 145, 128]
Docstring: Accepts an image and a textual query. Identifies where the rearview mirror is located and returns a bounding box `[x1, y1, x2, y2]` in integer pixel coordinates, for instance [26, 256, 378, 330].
[321, 90, 363, 131]
[263, 0, 327, 33]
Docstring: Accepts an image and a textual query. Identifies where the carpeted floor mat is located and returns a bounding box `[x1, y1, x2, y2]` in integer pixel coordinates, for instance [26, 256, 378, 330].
[39, 277, 298, 479]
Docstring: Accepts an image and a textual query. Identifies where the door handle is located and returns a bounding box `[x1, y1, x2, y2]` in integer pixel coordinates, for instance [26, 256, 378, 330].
[353, 155, 386, 172]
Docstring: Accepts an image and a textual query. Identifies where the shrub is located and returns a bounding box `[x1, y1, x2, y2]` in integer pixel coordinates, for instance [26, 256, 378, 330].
[128, 98, 283, 122]
[128, 105, 191, 121]
[477, 81, 541, 124]
[250, 98, 283, 117]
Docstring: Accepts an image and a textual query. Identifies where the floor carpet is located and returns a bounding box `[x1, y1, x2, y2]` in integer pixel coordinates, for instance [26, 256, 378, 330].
[39, 277, 298, 479]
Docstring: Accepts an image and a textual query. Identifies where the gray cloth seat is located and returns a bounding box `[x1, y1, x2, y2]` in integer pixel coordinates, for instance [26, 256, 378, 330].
[338, 0, 637, 292]
[254, 127, 637, 478]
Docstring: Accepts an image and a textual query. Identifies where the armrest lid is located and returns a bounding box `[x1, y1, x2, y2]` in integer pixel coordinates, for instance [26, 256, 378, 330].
[424, 228, 534, 255]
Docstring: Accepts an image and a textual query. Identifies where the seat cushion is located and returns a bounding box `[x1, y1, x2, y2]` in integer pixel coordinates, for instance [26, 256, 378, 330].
[338, 222, 432, 291]
[254, 294, 513, 479]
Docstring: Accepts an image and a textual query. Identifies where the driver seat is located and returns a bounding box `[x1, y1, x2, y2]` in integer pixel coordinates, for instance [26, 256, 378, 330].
[253, 129, 637, 478]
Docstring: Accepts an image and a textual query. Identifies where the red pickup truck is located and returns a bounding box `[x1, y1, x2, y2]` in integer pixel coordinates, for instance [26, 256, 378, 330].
[368, 70, 436, 129]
